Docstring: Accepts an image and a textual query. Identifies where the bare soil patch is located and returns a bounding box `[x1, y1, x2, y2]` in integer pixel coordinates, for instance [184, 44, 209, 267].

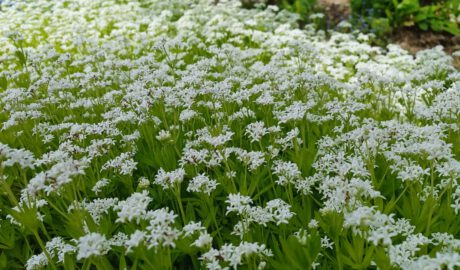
[318, 0, 350, 24]
[391, 28, 460, 67]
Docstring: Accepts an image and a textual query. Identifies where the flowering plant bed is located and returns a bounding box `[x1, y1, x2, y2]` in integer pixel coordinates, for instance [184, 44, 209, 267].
[0, 0, 460, 269]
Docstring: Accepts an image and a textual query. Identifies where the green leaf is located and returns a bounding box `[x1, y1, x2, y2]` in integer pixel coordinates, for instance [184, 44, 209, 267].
[14, 50, 27, 67]
[64, 253, 76, 270]
[440, 21, 460, 35]
[362, 245, 375, 267]
[0, 252, 7, 269]
[16, 72, 31, 88]
[0, 221, 15, 249]
[373, 245, 392, 270]
[0, 76, 7, 91]
[81, 259, 91, 270]
[118, 255, 128, 270]
[430, 20, 444, 32]
[397, 0, 419, 13]
[418, 21, 429, 31]
[342, 238, 357, 262]
[414, 10, 428, 22]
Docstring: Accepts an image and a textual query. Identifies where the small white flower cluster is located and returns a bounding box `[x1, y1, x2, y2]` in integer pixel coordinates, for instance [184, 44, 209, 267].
[245, 121, 267, 143]
[102, 152, 137, 175]
[76, 232, 111, 260]
[187, 173, 219, 195]
[141, 207, 180, 249]
[46, 237, 77, 263]
[200, 241, 272, 270]
[344, 206, 414, 246]
[272, 159, 302, 186]
[154, 167, 186, 190]
[91, 178, 110, 194]
[24, 158, 89, 197]
[0, 143, 35, 169]
[224, 148, 266, 171]
[79, 197, 119, 224]
[114, 191, 151, 224]
[226, 193, 294, 236]
[25, 253, 48, 270]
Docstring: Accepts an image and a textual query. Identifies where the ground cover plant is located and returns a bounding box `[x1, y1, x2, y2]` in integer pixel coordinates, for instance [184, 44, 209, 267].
[0, 0, 460, 269]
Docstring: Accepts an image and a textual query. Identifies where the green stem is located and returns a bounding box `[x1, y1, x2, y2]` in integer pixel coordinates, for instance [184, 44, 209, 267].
[92, 256, 113, 270]
[0, 179, 18, 206]
[47, 200, 70, 220]
[335, 238, 343, 270]
[206, 195, 223, 244]
[167, 248, 173, 270]
[33, 230, 58, 270]
[286, 183, 294, 206]
[142, 254, 156, 269]
[426, 161, 436, 235]
[175, 187, 187, 225]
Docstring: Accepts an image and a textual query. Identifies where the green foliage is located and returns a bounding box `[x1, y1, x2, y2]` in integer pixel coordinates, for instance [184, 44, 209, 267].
[240, 0, 318, 20]
[278, 0, 317, 19]
[351, 0, 460, 35]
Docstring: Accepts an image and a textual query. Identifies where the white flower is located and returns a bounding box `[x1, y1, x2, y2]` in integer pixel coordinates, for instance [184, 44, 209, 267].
[145, 208, 180, 249]
[180, 109, 197, 122]
[156, 129, 172, 141]
[276, 128, 302, 150]
[26, 253, 48, 270]
[229, 107, 256, 121]
[200, 129, 234, 148]
[114, 191, 152, 224]
[82, 198, 119, 224]
[110, 232, 128, 247]
[102, 152, 137, 175]
[137, 177, 150, 189]
[25, 158, 88, 197]
[320, 236, 333, 249]
[154, 167, 186, 189]
[193, 232, 213, 248]
[187, 173, 219, 195]
[45, 237, 76, 263]
[200, 241, 272, 270]
[294, 229, 309, 245]
[226, 193, 253, 215]
[125, 230, 147, 253]
[308, 219, 319, 229]
[0, 143, 35, 169]
[236, 150, 265, 171]
[276, 101, 311, 123]
[264, 199, 295, 225]
[92, 178, 110, 194]
[367, 227, 396, 246]
[182, 221, 206, 237]
[245, 121, 267, 143]
[272, 160, 302, 186]
[76, 233, 110, 260]
[344, 206, 376, 231]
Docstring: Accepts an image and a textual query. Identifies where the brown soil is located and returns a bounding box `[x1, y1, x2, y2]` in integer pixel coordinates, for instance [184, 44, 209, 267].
[391, 27, 460, 67]
[318, 0, 350, 24]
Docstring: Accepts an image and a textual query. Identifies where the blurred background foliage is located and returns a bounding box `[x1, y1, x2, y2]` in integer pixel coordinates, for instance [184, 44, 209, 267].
[350, 0, 460, 36]
[241, 0, 460, 36]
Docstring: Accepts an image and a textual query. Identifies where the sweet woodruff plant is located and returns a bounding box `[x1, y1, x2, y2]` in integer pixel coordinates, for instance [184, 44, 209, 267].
[0, 0, 460, 269]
